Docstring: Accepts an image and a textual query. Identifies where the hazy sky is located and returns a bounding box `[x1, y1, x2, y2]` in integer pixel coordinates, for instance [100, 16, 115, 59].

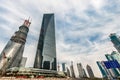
[0, 0, 120, 77]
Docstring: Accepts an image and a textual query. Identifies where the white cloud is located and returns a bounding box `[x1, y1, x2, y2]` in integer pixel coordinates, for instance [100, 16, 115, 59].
[91, 0, 106, 9]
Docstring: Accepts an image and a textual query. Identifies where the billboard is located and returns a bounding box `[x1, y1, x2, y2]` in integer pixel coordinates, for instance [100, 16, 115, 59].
[103, 60, 120, 69]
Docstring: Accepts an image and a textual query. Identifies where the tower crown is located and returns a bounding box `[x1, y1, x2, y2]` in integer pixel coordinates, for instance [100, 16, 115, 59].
[23, 19, 31, 27]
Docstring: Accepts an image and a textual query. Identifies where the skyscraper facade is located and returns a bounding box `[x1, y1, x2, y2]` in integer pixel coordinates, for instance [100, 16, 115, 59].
[0, 19, 31, 75]
[86, 65, 94, 78]
[111, 51, 120, 64]
[66, 67, 70, 77]
[96, 61, 109, 78]
[62, 63, 66, 72]
[34, 14, 57, 70]
[109, 33, 120, 53]
[105, 51, 120, 77]
[83, 69, 87, 77]
[19, 57, 27, 67]
[70, 62, 75, 78]
[77, 63, 84, 78]
[97, 61, 115, 79]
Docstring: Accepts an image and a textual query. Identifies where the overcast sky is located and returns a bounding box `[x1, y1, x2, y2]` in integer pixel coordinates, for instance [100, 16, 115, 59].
[0, 0, 120, 77]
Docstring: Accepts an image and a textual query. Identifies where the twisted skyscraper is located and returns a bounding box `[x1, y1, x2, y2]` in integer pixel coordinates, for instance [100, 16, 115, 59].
[0, 19, 31, 75]
[34, 14, 57, 70]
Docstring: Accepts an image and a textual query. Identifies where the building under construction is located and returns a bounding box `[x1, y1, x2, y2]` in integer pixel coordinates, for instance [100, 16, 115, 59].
[0, 19, 31, 75]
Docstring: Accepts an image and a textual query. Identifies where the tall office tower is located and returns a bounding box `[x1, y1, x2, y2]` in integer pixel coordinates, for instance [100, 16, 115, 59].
[83, 69, 87, 77]
[111, 51, 120, 64]
[66, 67, 70, 77]
[101, 61, 115, 79]
[62, 63, 66, 72]
[96, 61, 113, 79]
[86, 65, 94, 78]
[109, 33, 120, 53]
[34, 14, 57, 70]
[0, 19, 31, 74]
[97, 61, 108, 78]
[77, 63, 84, 78]
[19, 57, 27, 67]
[105, 51, 120, 77]
[70, 61, 75, 78]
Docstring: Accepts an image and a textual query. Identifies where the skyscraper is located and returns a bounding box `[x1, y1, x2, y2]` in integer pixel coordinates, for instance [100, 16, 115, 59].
[105, 51, 120, 77]
[34, 14, 57, 70]
[109, 33, 120, 53]
[86, 65, 94, 78]
[70, 61, 75, 78]
[62, 63, 66, 72]
[97, 61, 108, 78]
[111, 51, 120, 64]
[66, 67, 70, 77]
[83, 69, 87, 77]
[96, 61, 112, 79]
[77, 63, 84, 78]
[0, 19, 31, 75]
[19, 57, 27, 67]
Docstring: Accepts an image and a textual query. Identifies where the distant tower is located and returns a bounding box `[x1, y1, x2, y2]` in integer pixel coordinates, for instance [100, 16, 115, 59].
[66, 67, 70, 77]
[83, 69, 87, 77]
[34, 14, 57, 70]
[62, 63, 66, 72]
[70, 61, 75, 78]
[86, 65, 94, 78]
[96, 61, 113, 79]
[19, 57, 27, 67]
[0, 19, 31, 75]
[96, 61, 108, 78]
[77, 63, 84, 78]
[105, 51, 120, 77]
[109, 33, 120, 53]
[111, 51, 120, 64]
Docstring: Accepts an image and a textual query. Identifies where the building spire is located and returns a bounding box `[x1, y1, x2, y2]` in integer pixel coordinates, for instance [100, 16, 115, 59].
[23, 18, 31, 27]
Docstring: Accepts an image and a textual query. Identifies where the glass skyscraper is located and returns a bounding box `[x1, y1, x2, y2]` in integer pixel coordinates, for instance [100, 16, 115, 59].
[111, 51, 120, 64]
[105, 51, 120, 77]
[62, 63, 66, 72]
[109, 33, 120, 53]
[34, 14, 57, 70]
[96, 61, 109, 78]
